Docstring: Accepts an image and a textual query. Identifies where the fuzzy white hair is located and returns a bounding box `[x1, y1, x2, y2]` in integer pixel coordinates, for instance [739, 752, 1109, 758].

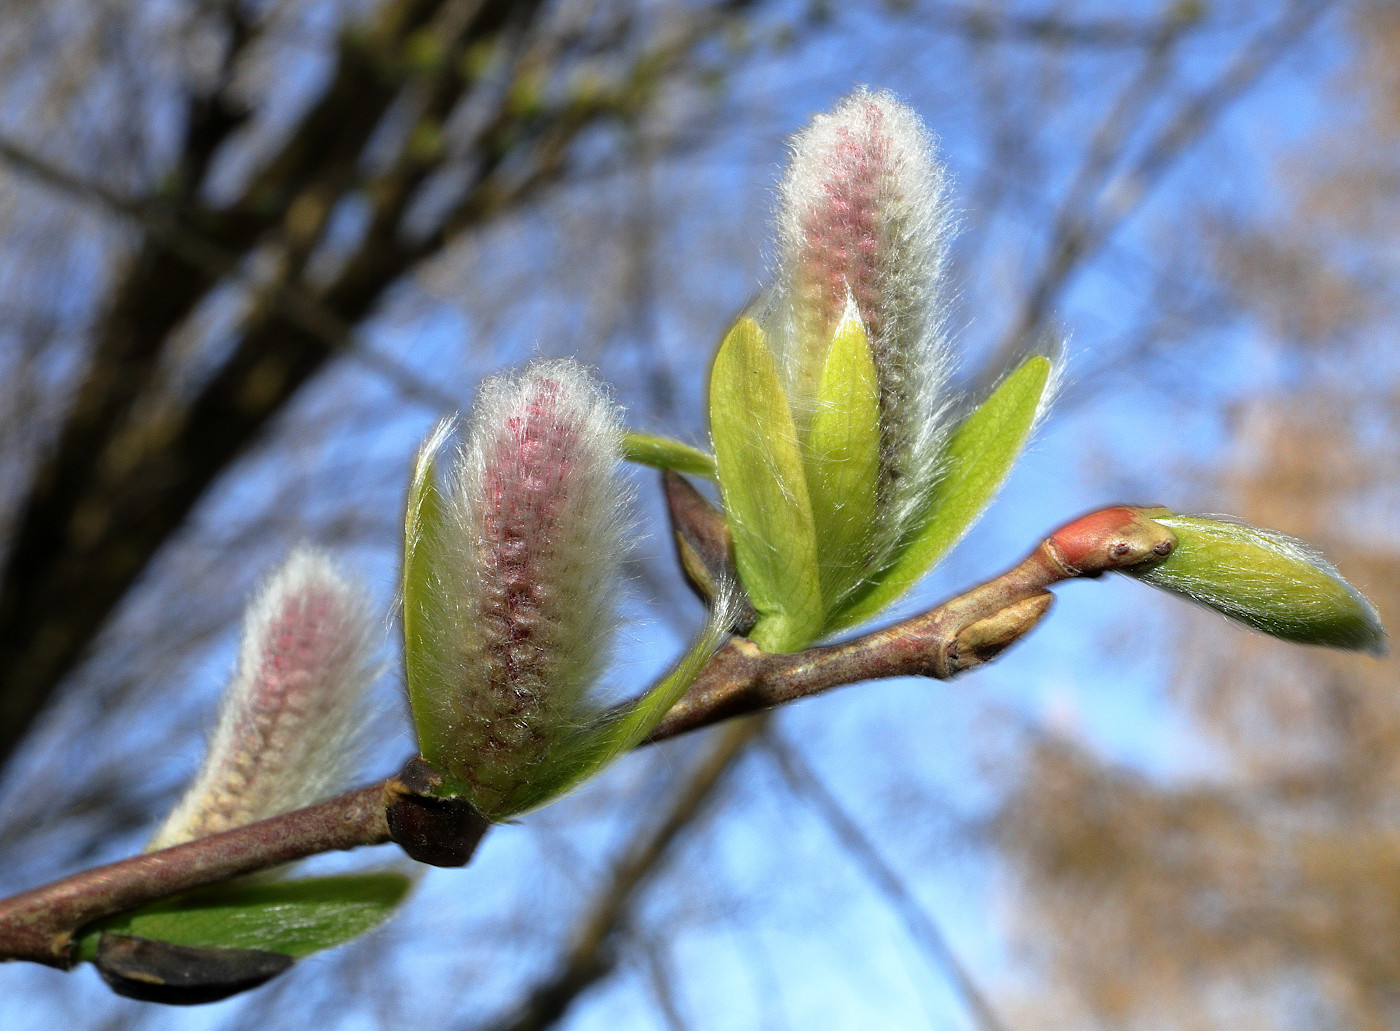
[406, 360, 631, 817]
[1134, 514, 1386, 655]
[773, 88, 957, 562]
[149, 550, 377, 850]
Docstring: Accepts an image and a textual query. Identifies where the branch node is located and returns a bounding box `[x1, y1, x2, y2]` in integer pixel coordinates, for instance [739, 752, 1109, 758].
[944, 592, 1054, 675]
[385, 757, 490, 867]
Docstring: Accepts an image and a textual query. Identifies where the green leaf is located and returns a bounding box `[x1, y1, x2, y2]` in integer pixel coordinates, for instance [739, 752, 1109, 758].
[1126, 514, 1387, 654]
[709, 317, 823, 652]
[401, 419, 457, 772]
[804, 313, 882, 608]
[828, 355, 1053, 633]
[74, 874, 413, 963]
[623, 432, 717, 480]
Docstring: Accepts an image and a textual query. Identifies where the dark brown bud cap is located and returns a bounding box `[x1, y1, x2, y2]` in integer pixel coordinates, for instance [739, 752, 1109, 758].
[95, 933, 293, 1005]
[385, 757, 490, 867]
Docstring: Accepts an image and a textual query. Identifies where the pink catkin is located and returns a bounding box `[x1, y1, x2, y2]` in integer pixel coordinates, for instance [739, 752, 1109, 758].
[228, 590, 348, 806]
[148, 552, 374, 850]
[472, 381, 579, 769]
[793, 98, 894, 352]
[776, 89, 956, 560]
[429, 361, 627, 814]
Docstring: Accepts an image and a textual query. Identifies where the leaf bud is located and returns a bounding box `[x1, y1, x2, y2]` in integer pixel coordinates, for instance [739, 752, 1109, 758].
[1123, 513, 1386, 654]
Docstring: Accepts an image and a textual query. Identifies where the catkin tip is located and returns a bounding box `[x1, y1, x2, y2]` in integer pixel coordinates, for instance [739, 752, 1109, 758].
[149, 549, 378, 850]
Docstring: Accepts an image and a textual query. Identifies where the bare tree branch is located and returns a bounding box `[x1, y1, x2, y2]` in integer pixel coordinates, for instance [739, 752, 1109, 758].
[926, 5, 1194, 50]
[477, 717, 763, 1031]
[0, 0, 755, 781]
[765, 733, 1010, 1031]
[976, 0, 1328, 391]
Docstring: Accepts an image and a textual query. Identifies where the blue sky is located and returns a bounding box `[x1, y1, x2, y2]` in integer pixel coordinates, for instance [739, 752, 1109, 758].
[0, 2, 1385, 1028]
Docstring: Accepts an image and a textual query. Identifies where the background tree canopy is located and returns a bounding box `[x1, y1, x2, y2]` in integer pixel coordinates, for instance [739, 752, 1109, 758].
[0, 1, 1395, 1028]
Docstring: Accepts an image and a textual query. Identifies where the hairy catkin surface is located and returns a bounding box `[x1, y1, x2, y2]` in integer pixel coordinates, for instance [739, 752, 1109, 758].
[149, 551, 376, 850]
[422, 361, 630, 814]
[773, 88, 957, 563]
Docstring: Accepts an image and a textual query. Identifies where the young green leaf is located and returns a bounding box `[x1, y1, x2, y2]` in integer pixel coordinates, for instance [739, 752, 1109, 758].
[623, 432, 717, 480]
[1124, 514, 1387, 654]
[804, 311, 882, 607]
[401, 418, 460, 783]
[74, 874, 413, 963]
[828, 354, 1054, 632]
[710, 317, 823, 651]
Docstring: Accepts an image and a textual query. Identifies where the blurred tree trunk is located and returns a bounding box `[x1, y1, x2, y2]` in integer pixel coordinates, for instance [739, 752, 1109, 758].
[0, 0, 748, 775]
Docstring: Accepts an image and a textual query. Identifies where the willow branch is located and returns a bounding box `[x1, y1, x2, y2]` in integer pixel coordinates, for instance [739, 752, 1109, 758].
[0, 507, 1175, 971]
[651, 504, 1174, 740]
[0, 782, 390, 968]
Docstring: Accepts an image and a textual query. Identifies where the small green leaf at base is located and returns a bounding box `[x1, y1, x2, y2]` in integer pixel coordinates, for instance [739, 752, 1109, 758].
[402, 418, 458, 771]
[1125, 514, 1387, 654]
[805, 312, 882, 609]
[74, 873, 413, 964]
[623, 432, 717, 480]
[828, 354, 1054, 633]
[710, 317, 823, 651]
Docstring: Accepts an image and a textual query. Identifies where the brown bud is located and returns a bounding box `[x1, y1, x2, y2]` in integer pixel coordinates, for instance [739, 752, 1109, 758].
[95, 934, 293, 1006]
[1044, 506, 1176, 576]
[944, 593, 1054, 675]
[662, 471, 758, 633]
[384, 757, 490, 868]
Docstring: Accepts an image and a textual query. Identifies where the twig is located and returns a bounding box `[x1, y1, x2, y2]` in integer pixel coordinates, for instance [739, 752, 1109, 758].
[927, 6, 1190, 49]
[647, 534, 1069, 740]
[0, 507, 1177, 970]
[0, 783, 389, 968]
[765, 734, 1010, 1031]
[479, 717, 762, 1031]
[636, 931, 692, 1031]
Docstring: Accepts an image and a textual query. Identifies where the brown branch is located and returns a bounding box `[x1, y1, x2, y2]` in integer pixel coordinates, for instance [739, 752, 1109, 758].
[766, 733, 1009, 1031]
[0, 507, 1178, 972]
[928, 6, 1189, 49]
[0, 783, 390, 969]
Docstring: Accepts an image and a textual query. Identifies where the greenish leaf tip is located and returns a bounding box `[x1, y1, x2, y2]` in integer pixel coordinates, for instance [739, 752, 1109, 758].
[74, 873, 413, 964]
[1123, 512, 1387, 655]
[622, 432, 717, 480]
